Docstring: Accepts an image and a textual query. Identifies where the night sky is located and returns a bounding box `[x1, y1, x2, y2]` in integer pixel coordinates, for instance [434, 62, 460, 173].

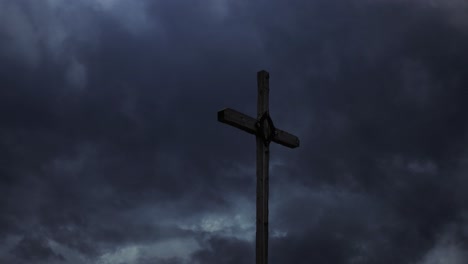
[1, 0, 468, 263]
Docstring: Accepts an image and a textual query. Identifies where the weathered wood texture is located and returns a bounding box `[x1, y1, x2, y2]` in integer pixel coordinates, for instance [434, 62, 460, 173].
[274, 129, 300, 148]
[217, 108, 257, 135]
[256, 70, 269, 264]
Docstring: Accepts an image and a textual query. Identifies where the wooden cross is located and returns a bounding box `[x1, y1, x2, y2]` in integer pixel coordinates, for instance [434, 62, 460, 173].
[217, 70, 300, 264]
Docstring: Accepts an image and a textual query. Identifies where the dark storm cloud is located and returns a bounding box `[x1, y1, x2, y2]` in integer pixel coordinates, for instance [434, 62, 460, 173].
[0, 0, 264, 261]
[191, 235, 253, 264]
[10, 235, 65, 262]
[1, 0, 468, 263]
[257, 0, 468, 263]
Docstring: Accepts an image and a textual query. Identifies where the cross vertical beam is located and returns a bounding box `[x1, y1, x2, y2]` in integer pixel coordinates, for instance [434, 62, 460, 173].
[217, 70, 299, 264]
[256, 70, 269, 264]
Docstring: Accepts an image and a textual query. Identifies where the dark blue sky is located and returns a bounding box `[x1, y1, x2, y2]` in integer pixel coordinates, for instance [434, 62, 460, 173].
[1, 0, 468, 263]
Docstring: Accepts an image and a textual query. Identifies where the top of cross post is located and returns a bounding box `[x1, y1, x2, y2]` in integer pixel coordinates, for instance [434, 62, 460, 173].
[258, 70, 269, 80]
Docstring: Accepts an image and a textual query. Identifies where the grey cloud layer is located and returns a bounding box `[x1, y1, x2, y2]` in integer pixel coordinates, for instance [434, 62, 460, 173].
[1, 0, 468, 263]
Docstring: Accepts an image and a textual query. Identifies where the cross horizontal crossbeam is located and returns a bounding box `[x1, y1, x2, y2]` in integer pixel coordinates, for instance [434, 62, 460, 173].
[218, 108, 300, 148]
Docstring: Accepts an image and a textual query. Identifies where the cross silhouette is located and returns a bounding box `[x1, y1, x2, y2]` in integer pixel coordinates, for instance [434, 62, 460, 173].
[218, 70, 300, 264]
